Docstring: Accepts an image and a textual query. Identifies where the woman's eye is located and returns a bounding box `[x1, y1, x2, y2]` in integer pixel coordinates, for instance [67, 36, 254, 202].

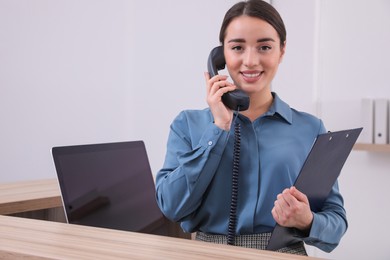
[232, 46, 243, 51]
[259, 46, 271, 52]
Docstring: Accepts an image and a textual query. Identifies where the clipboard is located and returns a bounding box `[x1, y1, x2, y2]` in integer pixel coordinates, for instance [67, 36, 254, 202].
[266, 127, 363, 251]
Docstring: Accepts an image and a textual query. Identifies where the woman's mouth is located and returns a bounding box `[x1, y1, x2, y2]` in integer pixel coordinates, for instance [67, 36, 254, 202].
[241, 71, 263, 83]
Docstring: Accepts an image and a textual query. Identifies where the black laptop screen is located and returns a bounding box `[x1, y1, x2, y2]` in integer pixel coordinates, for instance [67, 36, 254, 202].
[52, 141, 165, 234]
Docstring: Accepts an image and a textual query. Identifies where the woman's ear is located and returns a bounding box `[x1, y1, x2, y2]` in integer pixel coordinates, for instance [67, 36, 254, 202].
[279, 41, 286, 64]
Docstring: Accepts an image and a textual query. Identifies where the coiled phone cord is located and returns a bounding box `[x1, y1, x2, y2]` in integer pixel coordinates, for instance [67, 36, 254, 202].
[227, 112, 241, 246]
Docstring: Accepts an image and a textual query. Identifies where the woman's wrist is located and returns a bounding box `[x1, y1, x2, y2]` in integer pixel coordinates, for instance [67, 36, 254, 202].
[214, 120, 231, 131]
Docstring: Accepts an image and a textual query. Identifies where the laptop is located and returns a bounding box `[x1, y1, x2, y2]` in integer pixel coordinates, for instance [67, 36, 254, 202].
[52, 140, 168, 235]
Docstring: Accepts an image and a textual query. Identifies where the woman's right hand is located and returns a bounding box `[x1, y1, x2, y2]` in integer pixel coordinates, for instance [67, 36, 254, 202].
[204, 72, 236, 131]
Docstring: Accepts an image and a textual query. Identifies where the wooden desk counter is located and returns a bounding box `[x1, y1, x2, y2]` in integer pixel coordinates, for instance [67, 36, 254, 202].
[0, 215, 326, 260]
[0, 179, 62, 215]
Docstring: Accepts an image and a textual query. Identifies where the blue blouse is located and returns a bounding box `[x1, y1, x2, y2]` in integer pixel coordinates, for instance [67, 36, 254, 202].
[155, 93, 347, 252]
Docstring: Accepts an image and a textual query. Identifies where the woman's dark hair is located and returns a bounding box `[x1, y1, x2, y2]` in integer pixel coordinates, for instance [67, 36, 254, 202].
[219, 0, 286, 49]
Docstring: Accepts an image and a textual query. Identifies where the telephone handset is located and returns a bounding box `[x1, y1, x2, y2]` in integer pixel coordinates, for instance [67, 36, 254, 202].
[207, 46, 250, 111]
[207, 46, 246, 245]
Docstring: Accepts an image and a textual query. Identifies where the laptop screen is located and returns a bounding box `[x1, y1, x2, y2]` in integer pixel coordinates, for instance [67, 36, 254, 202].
[52, 140, 166, 234]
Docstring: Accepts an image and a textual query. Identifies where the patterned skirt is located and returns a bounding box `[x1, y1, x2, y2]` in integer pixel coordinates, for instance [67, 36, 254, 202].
[195, 232, 307, 256]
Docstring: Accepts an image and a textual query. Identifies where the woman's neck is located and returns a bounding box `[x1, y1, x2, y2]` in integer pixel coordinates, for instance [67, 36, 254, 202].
[241, 91, 273, 122]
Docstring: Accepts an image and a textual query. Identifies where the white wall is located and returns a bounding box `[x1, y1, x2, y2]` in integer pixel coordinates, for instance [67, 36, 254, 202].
[0, 0, 136, 182]
[1, 0, 389, 259]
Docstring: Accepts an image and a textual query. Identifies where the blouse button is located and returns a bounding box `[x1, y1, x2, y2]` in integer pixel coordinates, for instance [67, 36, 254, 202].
[208, 141, 213, 146]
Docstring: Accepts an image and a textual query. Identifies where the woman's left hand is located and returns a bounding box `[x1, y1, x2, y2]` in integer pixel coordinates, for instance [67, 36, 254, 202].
[271, 186, 313, 232]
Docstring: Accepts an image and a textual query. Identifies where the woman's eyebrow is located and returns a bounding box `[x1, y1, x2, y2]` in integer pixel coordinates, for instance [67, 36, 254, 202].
[227, 37, 275, 43]
[257, 37, 275, 43]
[227, 38, 245, 43]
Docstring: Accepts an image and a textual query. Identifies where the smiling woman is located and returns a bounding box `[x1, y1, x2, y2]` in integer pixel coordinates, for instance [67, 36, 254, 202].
[155, 0, 347, 256]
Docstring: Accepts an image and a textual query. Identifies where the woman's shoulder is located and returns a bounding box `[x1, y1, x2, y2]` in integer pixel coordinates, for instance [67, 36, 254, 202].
[290, 108, 326, 134]
[177, 108, 211, 116]
[172, 108, 213, 127]
[273, 92, 321, 126]
[290, 108, 320, 121]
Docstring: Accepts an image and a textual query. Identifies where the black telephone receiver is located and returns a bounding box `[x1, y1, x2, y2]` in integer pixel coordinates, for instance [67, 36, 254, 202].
[207, 46, 250, 111]
[208, 46, 247, 245]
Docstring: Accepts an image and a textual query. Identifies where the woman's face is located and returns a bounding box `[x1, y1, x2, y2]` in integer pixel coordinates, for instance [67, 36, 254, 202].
[224, 15, 285, 95]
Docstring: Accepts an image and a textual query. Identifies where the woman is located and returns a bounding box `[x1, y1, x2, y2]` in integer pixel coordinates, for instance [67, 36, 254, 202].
[155, 0, 347, 255]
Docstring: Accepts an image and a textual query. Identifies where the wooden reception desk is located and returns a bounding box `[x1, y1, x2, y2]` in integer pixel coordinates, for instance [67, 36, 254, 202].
[0, 179, 328, 259]
[0, 215, 326, 260]
[0, 178, 66, 223]
[0, 179, 62, 215]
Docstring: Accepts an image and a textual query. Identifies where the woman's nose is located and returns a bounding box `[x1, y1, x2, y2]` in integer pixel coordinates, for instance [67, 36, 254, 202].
[243, 49, 259, 68]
